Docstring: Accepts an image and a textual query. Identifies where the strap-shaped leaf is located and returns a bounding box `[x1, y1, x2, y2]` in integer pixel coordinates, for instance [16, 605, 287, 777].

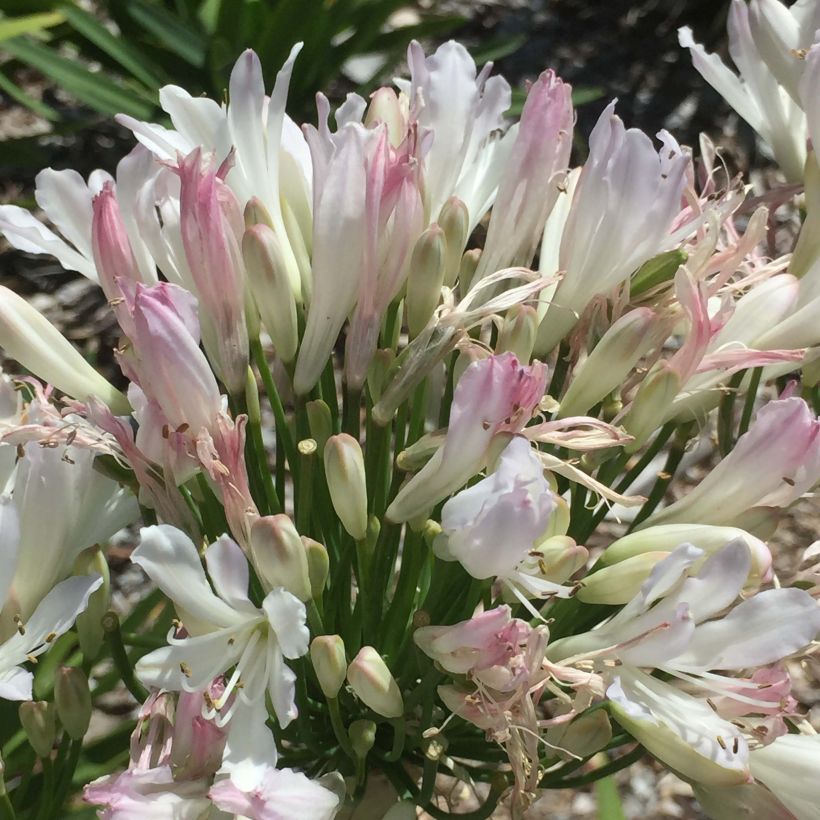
[0, 11, 64, 42]
[59, 3, 166, 89]
[3, 36, 156, 117]
[123, 0, 207, 68]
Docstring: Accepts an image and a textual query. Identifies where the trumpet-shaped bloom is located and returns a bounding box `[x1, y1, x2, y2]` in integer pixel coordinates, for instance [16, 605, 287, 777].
[646, 397, 820, 528]
[0, 492, 102, 700]
[386, 353, 547, 523]
[402, 39, 513, 226]
[748, 733, 820, 819]
[550, 540, 820, 784]
[536, 102, 689, 353]
[133, 526, 309, 728]
[118, 46, 309, 299]
[679, 0, 808, 181]
[1, 439, 137, 630]
[473, 69, 573, 280]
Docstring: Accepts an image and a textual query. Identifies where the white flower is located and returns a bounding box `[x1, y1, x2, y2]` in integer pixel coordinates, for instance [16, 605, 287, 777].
[0, 495, 102, 700]
[549, 540, 820, 784]
[133, 525, 309, 728]
[679, 0, 810, 181]
[437, 437, 565, 600]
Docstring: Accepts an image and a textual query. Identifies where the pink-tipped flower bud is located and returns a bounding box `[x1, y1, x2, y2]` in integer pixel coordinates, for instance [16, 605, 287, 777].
[177, 148, 248, 395]
[54, 667, 92, 740]
[249, 515, 312, 601]
[91, 182, 141, 311]
[19, 701, 56, 758]
[324, 434, 368, 541]
[310, 635, 347, 699]
[347, 647, 403, 718]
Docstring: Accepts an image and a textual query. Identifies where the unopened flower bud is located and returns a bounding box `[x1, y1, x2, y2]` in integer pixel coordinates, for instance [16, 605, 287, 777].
[73, 547, 110, 660]
[347, 647, 403, 718]
[303, 536, 329, 598]
[243, 224, 299, 363]
[19, 701, 56, 758]
[249, 515, 312, 600]
[458, 248, 481, 293]
[577, 552, 669, 604]
[306, 400, 333, 453]
[599, 523, 772, 590]
[54, 667, 92, 740]
[324, 434, 368, 541]
[243, 196, 274, 229]
[0, 286, 129, 413]
[558, 308, 658, 418]
[438, 197, 470, 287]
[496, 305, 539, 363]
[365, 88, 406, 146]
[406, 224, 446, 338]
[348, 719, 377, 759]
[310, 635, 347, 699]
[621, 364, 680, 452]
[545, 709, 612, 760]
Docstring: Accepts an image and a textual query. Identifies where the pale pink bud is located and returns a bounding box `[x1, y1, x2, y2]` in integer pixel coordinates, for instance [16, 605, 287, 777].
[474, 69, 573, 281]
[438, 196, 470, 287]
[91, 182, 141, 312]
[310, 635, 347, 699]
[365, 87, 407, 146]
[130, 283, 221, 433]
[496, 304, 539, 363]
[177, 148, 248, 395]
[347, 647, 403, 718]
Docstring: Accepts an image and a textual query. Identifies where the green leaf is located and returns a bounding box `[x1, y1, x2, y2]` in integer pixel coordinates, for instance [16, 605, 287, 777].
[3, 36, 157, 118]
[0, 11, 64, 42]
[123, 0, 207, 68]
[595, 775, 627, 820]
[0, 68, 60, 120]
[59, 2, 166, 89]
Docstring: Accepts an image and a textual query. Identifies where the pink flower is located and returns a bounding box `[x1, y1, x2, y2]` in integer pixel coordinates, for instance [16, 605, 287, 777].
[177, 148, 249, 395]
[474, 69, 573, 280]
[209, 765, 340, 820]
[645, 397, 820, 528]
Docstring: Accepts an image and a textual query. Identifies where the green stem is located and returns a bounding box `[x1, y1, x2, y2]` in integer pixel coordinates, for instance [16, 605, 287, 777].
[384, 719, 406, 762]
[738, 367, 762, 436]
[327, 697, 356, 762]
[717, 371, 744, 457]
[251, 338, 298, 475]
[343, 383, 362, 440]
[548, 341, 571, 399]
[543, 745, 645, 788]
[627, 423, 694, 531]
[102, 611, 149, 703]
[296, 439, 317, 536]
[320, 357, 340, 430]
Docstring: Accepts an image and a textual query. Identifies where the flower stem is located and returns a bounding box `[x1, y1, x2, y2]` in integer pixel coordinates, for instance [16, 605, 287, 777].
[102, 611, 148, 704]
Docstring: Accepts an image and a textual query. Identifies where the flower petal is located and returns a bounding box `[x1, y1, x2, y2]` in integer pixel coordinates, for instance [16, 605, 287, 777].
[132, 525, 244, 631]
[261, 588, 308, 660]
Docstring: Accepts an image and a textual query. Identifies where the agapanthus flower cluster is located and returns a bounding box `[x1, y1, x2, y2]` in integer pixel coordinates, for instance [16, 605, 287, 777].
[0, 3, 819, 817]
